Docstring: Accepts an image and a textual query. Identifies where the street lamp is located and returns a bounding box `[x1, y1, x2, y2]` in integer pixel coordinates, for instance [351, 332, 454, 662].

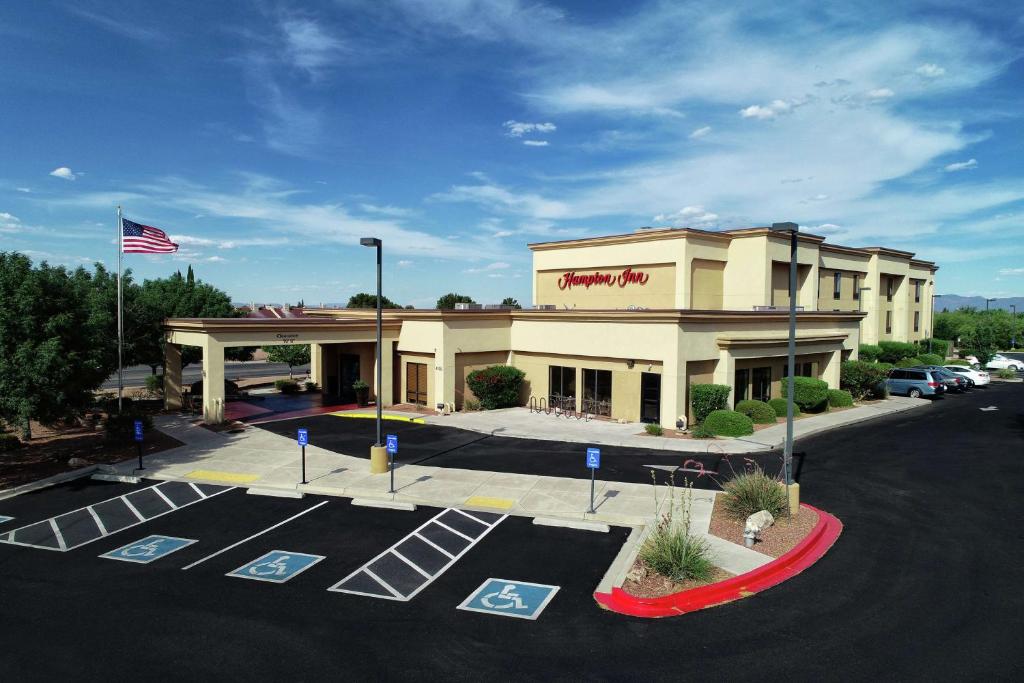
[360, 236, 386, 476]
[1012, 304, 1018, 349]
[985, 297, 996, 311]
[770, 221, 798, 515]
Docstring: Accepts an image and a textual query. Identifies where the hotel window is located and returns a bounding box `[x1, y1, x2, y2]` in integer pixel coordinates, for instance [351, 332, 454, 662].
[914, 311, 920, 332]
[886, 276, 894, 302]
[782, 362, 815, 378]
[914, 280, 921, 303]
[548, 365, 576, 411]
[833, 272, 842, 300]
[853, 273, 860, 300]
[582, 368, 612, 417]
[886, 311, 892, 334]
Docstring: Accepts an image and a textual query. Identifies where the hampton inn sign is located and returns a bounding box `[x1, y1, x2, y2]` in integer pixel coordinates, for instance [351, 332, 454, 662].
[557, 267, 650, 290]
[164, 225, 936, 431]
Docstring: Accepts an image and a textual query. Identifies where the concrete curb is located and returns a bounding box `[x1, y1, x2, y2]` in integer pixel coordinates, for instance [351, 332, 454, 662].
[0, 465, 98, 501]
[594, 503, 843, 618]
[247, 487, 305, 499]
[351, 498, 417, 511]
[533, 517, 610, 533]
[91, 474, 142, 484]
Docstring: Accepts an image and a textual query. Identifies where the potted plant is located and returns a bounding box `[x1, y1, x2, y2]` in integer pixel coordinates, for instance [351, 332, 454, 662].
[352, 379, 370, 406]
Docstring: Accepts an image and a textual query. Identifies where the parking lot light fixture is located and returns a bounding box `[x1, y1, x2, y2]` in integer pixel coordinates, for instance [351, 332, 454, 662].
[1012, 304, 1018, 349]
[985, 297, 996, 311]
[770, 221, 799, 515]
[360, 237, 388, 476]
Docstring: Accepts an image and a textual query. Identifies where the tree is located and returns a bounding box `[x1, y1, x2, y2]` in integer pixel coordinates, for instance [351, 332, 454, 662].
[501, 297, 522, 310]
[346, 292, 401, 309]
[262, 344, 311, 378]
[436, 293, 475, 310]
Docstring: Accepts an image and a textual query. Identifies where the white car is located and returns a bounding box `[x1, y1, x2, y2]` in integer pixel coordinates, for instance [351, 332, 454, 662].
[985, 354, 1022, 372]
[943, 365, 990, 386]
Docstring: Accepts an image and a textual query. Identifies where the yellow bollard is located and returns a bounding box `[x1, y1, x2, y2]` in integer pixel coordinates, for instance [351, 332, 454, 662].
[369, 445, 389, 474]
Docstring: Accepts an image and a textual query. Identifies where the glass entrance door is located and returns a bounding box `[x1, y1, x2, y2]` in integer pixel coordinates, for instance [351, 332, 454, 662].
[734, 368, 749, 403]
[582, 368, 612, 417]
[752, 366, 772, 403]
[339, 354, 361, 403]
[640, 373, 661, 423]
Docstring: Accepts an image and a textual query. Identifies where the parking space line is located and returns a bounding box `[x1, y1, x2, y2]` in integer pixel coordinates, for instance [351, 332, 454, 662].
[451, 508, 489, 527]
[48, 519, 68, 551]
[180, 501, 329, 571]
[433, 520, 474, 542]
[0, 482, 233, 552]
[187, 482, 208, 499]
[413, 533, 455, 559]
[329, 508, 507, 601]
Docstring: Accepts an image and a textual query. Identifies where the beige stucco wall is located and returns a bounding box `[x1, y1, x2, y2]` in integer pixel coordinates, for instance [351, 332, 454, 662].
[690, 259, 725, 309]
[534, 262, 677, 309]
[455, 351, 512, 409]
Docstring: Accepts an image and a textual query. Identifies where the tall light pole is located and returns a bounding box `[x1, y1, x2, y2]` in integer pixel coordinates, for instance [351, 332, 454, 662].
[770, 221, 798, 515]
[985, 297, 996, 311]
[360, 237, 386, 475]
[930, 293, 942, 354]
[1012, 304, 1018, 349]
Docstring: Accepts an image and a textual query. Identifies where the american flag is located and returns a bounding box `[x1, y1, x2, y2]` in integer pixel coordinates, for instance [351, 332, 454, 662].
[121, 218, 179, 254]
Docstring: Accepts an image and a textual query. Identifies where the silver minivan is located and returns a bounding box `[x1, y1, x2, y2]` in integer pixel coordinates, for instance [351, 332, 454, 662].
[886, 368, 945, 398]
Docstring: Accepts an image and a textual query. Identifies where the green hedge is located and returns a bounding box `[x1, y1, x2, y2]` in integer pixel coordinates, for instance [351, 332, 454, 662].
[945, 358, 970, 366]
[920, 338, 950, 357]
[734, 399, 777, 424]
[878, 341, 919, 363]
[103, 413, 154, 443]
[767, 397, 800, 418]
[915, 353, 944, 366]
[703, 409, 754, 437]
[841, 360, 888, 400]
[466, 365, 526, 409]
[827, 389, 854, 407]
[781, 376, 829, 412]
[644, 423, 664, 436]
[690, 384, 731, 423]
[858, 344, 882, 362]
[894, 357, 923, 368]
[0, 433, 22, 451]
[690, 423, 715, 438]
[275, 379, 300, 394]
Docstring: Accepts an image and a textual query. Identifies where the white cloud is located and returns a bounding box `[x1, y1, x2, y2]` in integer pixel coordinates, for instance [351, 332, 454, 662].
[206, 256, 227, 263]
[49, 167, 77, 180]
[689, 126, 711, 139]
[397, 259, 413, 267]
[867, 88, 895, 99]
[739, 99, 794, 119]
[360, 203, 416, 218]
[279, 17, 347, 78]
[432, 181, 570, 220]
[916, 63, 946, 78]
[503, 120, 556, 137]
[464, 261, 511, 274]
[522, 140, 549, 147]
[0, 211, 21, 232]
[944, 159, 977, 172]
[653, 206, 719, 227]
[998, 267, 1024, 276]
[806, 223, 844, 236]
[16, 187, 31, 193]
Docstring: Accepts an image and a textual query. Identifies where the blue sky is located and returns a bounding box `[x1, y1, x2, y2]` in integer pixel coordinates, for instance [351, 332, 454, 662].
[2, 0, 1023, 307]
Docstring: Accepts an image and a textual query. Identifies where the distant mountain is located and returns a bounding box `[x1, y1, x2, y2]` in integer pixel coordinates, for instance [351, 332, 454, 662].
[937, 295, 1024, 312]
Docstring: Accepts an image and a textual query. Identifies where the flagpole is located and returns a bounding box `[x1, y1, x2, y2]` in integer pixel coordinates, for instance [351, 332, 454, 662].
[117, 205, 124, 413]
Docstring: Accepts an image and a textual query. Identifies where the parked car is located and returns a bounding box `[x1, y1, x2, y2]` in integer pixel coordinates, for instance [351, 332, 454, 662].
[984, 354, 1022, 372]
[959, 354, 981, 369]
[886, 368, 946, 398]
[912, 365, 967, 392]
[943, 365, 991, 386]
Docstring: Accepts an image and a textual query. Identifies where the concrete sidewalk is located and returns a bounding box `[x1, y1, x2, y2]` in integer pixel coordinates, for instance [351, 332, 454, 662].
[118, 414, 772, 576]
[421, 396, 927, 452]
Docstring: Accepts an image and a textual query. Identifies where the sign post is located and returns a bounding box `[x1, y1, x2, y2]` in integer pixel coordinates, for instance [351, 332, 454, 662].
[133, 419, 144, 470]
[586, 447, 600, 514]
[385, 434, 398, 494]
[297, 428, 309, 485]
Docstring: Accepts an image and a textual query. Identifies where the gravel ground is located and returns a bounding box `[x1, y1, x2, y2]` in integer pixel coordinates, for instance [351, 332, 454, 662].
[708, 495, 817, 557]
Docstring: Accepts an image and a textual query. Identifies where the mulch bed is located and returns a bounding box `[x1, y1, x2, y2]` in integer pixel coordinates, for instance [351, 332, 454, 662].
[708, 494, 818, 558]
[0, 420, 184, 491]
[622, 560, 736, 598]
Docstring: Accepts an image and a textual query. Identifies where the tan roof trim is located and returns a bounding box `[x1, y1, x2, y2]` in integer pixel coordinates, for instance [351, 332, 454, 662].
[717, 334, 848, 349]
[909, 259, 938, 271]
[727, 227, 827, 244]
[509, 309, 866, 324]
[164, 317, 403, 334]
[528, 227, 732, 251]
[860, 246, 916, 258]
[820, 243, 871, 258]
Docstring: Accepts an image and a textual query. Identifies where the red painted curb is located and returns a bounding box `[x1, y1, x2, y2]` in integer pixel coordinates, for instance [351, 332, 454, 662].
[594, 503, 843, 618]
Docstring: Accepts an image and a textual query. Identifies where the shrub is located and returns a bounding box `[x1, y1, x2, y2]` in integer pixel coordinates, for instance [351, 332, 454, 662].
[916, 353, 944, 366]
[996, 368, 1016, 379]
[781, 376, 829, 412]
[462, 397, 481, 411]
[858, 344, 882, 362]
[920, 339, 950, 357]
[703, 409, 754, 436]
[768, 397, 800, 418]
[0, 433, 22, 451]
[639, 482, 713, 582]
[827, 389, 854, 407]
[144, 374, 164, 396]
[878, 341, 918, 363]
[644, 423, 664, 436]
[466, 365, 526, 409]
[103, 413, 154, 443]
[734, 399, 777, 424]
[894, 357, 923, 368]
[275, 379, 300, 394]
[690, 384, 731, 423]
[721, 466, 788, 519]
[840, 360, 887, 400]
[304, 381, 318, 391]
[946, 358, 970, 366]
[690, 423, 714, 438]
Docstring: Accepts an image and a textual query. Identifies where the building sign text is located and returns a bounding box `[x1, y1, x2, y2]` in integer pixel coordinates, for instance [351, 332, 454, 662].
[557, 267, 650, 291]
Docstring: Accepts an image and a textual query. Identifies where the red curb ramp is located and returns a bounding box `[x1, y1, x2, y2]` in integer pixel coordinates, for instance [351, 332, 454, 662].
[594, 503, 842, 618]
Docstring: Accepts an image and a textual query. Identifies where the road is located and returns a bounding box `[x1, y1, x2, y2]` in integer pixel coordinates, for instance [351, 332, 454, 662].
[101, 361, 311, 389]
[0, 382, 1021, 679]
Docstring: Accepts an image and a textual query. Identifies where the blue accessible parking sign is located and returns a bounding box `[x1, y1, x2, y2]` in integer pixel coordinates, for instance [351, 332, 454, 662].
[100, 535, 197, 564]
[586, 447, 600, 469]
[457, 578, 560, 620]
[297, 428, 308, 446]
[227, 550, 325, 584]
[385, 433, 398, 454]
[133, 420, 144, 442]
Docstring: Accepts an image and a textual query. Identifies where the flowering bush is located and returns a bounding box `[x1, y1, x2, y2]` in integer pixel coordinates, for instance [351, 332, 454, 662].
[465, 365, 526, 409]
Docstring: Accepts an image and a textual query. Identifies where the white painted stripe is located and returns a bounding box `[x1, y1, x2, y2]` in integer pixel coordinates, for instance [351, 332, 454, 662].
[413, 532, 455, 559]
[180, 501, 329, 571]
[328, 508, 507, 601]
[48, 518, 68, 551]
[120, 496, 146, 521]
[151, 485, 179, 510]
[363, 568, 404, 599]
[391, 550, 433, 579]
[87, 507, 109, 536]
[433, 520, 474, 542]
[188, 482, 208, 499]
[452, 508, 491, 528]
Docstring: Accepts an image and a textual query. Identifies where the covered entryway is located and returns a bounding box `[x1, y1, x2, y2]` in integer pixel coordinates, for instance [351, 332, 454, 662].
[406, 362, 428, 405]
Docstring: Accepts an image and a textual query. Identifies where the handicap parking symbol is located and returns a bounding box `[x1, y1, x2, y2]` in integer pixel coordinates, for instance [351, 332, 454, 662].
[227, 550, 324, 584]
[457, 578, 560, 620]
[100, 535, 197, 564]
[385, 433, 398, 455]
